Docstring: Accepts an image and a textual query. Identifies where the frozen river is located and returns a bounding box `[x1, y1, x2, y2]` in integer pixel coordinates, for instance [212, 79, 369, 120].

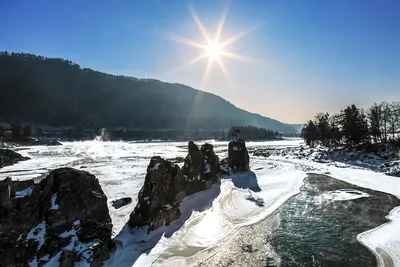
[1, 139, 399, 266]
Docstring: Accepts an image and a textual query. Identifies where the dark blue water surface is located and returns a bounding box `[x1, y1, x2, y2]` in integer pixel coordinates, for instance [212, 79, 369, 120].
[270, 174, 400, 267]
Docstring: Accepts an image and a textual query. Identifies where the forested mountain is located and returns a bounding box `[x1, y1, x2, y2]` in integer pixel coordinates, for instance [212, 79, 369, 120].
[0, 52, 296, 133]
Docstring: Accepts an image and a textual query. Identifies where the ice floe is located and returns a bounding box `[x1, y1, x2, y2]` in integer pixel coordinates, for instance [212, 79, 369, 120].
[315, 189, 369, 202]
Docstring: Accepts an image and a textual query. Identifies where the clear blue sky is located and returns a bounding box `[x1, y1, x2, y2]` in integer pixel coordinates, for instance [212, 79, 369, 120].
[1, 0, 399, 123]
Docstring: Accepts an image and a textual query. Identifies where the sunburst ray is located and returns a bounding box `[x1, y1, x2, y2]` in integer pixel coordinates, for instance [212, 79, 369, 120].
[201, 56, 214, 87]
[214, 3, 229, 44]
[165, 34, 206, 49]
[190, 7, 212, 45]
[219, 51, 253, 62]
[216, 56, 236, 91]
[219, 23, 262, 48]
[186, 56, 214, 128]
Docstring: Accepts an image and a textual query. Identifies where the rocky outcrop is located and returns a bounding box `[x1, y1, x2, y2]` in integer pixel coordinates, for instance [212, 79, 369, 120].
[20, 139, 63, 146]
[111, 197, 132, 209]
[41, 140, 63, 146]
[228, 139, 250, 172]
[0, 168, 113, 267]
[128, 156, 183, 231]
[251, 149, 271, 158]
[0, 148, 30, 168]
[129, 142, 220, 231]
[1, 139, 63, 147]
[182, 142, 220, 192]
[388, 170, 400, 177]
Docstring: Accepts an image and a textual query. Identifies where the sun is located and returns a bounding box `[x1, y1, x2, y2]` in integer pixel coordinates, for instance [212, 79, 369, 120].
[205, 43, 222, 59]
[166, 5, 258, 88]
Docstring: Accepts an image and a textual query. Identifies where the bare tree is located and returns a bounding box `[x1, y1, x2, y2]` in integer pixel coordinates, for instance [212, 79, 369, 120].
[380, 102, 391, 143]
[388, 101, 400, 141]
[368, 103, 382, 143]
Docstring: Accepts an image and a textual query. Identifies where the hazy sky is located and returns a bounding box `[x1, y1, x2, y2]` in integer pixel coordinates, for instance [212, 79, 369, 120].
[1, 0, 399, 123]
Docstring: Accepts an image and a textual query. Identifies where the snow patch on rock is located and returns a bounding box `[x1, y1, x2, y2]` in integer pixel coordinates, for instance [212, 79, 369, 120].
[29, 257, 38, 267]
[50, 194, 59, 210]
[15, 186, 34, 198]
[56, 220, 100, 265]
[204, 163, 211, 174]
[26, 221, 46, 251]
[153, 163, 160, 170]
[42, 251, 62, 267]
[233, 146, 241, 151]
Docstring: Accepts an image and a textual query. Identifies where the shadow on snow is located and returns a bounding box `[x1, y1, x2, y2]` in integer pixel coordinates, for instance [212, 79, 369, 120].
[106, 171, 263, 266]
[104, 182, 221, 267]
[224, 170, 262, 193]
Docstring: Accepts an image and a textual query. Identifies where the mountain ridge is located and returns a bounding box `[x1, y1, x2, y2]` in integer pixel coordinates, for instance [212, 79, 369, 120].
[0, 52, 296, 133]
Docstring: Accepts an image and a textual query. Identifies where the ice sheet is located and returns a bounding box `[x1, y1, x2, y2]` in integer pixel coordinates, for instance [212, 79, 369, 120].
[358, 206, 400, 267]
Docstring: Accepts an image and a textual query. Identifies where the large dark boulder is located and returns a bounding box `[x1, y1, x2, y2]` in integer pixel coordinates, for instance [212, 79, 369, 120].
[128, 156, 183, 231]
[0, 148, 29, 168]
[0, 168, 113, 267]
[129, 142, 220, 232]
[111, 197, 132, 209]
[182, 142, 220, 191]
[182, 141, 203, 181]
[200, 143, 220, 183]
[228, 139, 250, 171]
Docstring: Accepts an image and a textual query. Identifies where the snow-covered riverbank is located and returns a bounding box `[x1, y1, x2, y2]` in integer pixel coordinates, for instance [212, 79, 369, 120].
[251, 143, 400, 176]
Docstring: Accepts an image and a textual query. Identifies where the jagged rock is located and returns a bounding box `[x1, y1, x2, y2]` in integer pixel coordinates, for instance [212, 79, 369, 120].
[128, 156, 184, 231]
[0, 168, 113, 267]
[44, 140, 63, 146]
[228, 139, 250, 172]
[21, 139, 62, 146]
[251, 149, 271, 158]
[129, 142, 220, 232]
[111, 197, 132, 209]
[10, 138, 63, 147]
[388, 170, 400, 177]
[182, 142, 220, 191]
[182, 141, 203, 180]
[0, 148, 30, 168]
[201, 143, 220, 182]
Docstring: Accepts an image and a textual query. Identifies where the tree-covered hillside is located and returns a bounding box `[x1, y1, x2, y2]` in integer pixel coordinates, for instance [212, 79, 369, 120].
[0, 52, 296, 133]
[301, 102, 400, 148]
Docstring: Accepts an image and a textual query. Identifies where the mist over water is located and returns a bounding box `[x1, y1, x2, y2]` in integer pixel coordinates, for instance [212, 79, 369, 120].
[271, 174, 400, 267]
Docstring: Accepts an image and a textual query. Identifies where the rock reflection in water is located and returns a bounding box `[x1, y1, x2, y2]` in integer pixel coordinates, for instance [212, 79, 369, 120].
[271, 174, 400, 267]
